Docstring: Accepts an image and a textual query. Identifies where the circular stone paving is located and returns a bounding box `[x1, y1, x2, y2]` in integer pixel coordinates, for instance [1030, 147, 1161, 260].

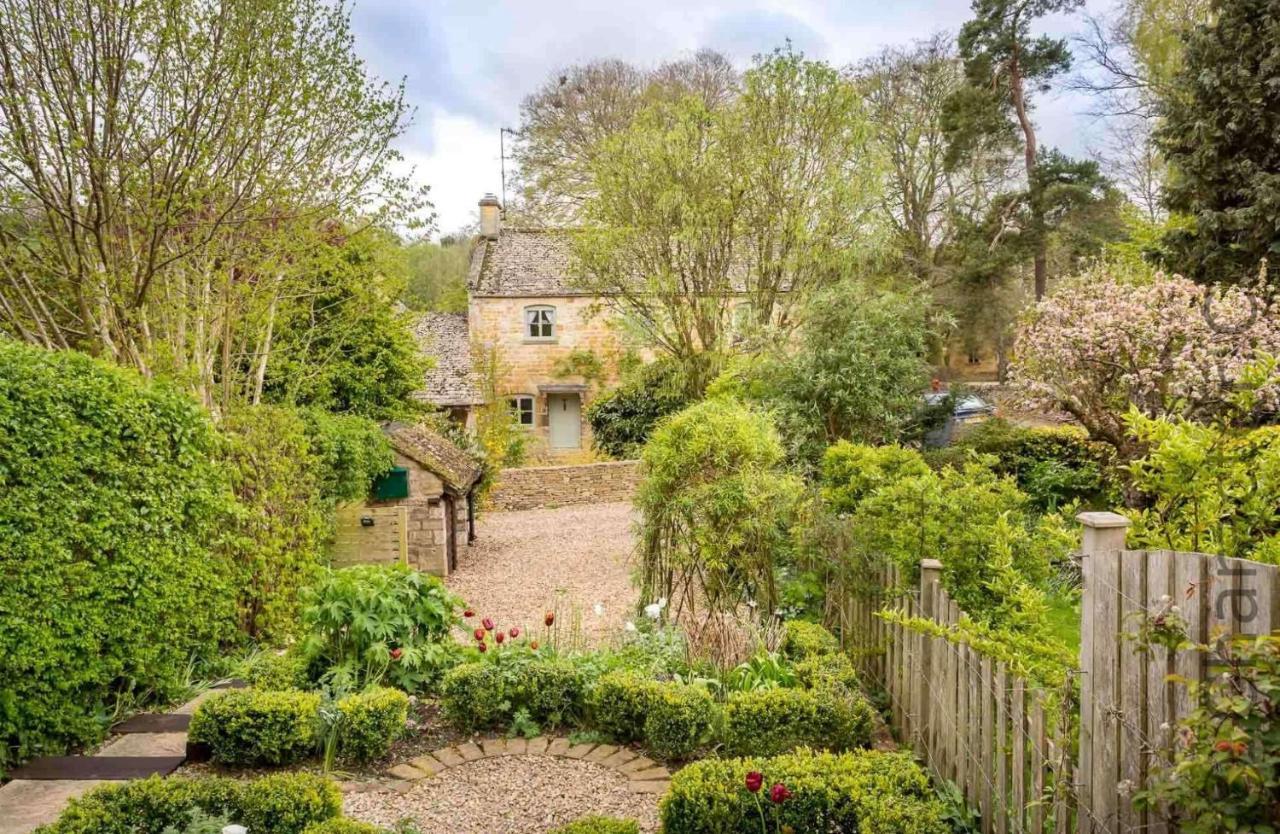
[343, 738, 666, 834]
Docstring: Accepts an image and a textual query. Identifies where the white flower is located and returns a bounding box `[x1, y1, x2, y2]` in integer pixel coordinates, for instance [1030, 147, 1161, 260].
[624, 621, 637, 632]
[593, 602, 606, 617]
[644, 598, 667, 619]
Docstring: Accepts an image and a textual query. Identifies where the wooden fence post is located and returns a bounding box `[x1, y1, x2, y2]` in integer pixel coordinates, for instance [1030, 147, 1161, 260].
[917, 559, 943, 757]
[1077, 511, 1131, 834]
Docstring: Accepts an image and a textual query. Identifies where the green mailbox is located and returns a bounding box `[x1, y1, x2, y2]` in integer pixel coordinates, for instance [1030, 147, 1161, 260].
[371, 466, 410, 501]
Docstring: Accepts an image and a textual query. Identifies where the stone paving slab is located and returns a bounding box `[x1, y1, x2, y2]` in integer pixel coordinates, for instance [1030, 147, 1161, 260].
[97, 732, 189, 757]
[0, 780, 106, 834]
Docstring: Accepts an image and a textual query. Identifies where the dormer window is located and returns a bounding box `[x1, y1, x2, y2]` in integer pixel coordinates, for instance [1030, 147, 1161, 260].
[525, 305, 556, 341]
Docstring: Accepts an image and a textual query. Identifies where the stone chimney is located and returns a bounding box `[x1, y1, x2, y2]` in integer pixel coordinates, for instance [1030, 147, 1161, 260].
[479, 193, 501, 240]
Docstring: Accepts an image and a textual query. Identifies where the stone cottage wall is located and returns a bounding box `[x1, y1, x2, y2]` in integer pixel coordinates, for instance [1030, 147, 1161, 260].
[487, 460, 642, 512]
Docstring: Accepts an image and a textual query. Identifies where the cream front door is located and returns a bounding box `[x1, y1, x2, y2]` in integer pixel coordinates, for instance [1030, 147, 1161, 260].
[547, 393, 582, 449]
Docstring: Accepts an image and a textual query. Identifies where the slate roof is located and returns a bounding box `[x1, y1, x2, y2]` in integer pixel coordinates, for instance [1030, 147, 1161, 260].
[411, 312, 485, 407]
[468, 228, 587, 297]
[384, 422, 483, 493]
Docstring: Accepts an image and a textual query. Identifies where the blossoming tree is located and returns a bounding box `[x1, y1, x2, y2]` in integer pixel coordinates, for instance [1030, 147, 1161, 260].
[1010, 267, 1280, 459]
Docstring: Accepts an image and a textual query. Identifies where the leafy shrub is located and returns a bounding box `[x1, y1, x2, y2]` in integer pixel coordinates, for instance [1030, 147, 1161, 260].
[548, 817, 640, 834]
[791, 652, 860, 694]
[300, 564, 460, 691]
[660, 749, 949, 834]
[35, 772, 342, 834]
[819, 442, 932, 515]
[440, 662, 507, 731]
[0, 341, 237, 773]
[1138, 635, 1280, 832]
[335, 687, 408, 763]
[587, 357, 695, 459]
[188, 690, 320, 766]
[779, 620, 840, 661]
[721, 687, 874, 757]
[303, 820, 387, 834]
[637, 398, 801, 618]
[643, 683, 717, 760]
[245, 649, 312, 691]
[928, 418, 1116, 510]
[587, 671, 664, 742]
[440, 655, 586, 732]
[298, 408, 393, 505]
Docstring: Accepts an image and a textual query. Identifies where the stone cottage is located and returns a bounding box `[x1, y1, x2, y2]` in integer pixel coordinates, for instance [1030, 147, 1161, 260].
[332, 423, 482, 576]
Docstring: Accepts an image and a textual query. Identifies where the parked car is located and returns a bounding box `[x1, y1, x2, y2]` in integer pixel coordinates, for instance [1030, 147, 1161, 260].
[922, 391, 996, 447]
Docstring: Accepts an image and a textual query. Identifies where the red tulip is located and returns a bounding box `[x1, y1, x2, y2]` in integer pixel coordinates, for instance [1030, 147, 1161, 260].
[495, 631, 505, 644]
[744, 771, 763, 793]
[478, 642, 488, 653]
[464, 609, 475, 618]
[482, 618, 495, 631]
[530, 640, 539, 650]
[473, 628, 486, 641]
[544, 611, 555, 627]
[1214, 740, 1234, 753]
[389, 648, 403, 660]
[509, 627, 520, 639]
[769, 783, 792, 804]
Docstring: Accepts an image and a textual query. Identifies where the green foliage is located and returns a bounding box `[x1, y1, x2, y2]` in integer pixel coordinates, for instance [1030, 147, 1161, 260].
[779, 621, 841, 662]
[824, 444, 1072, 629]
[401, 236, 470, 313]
[299, 409, 394, 505]
[35, 773, 342, 834]
[1156, 0, 1280, 283]
[547, 817, 639, 834]
[189, 690, 321, 766]
[637, 398, 801, 618]
[819, 442, 933, 515]
[643, 683, 717, 760]
[1138, 635, 1280, 833]
[302, 821, 387, 834]
[791, 653, 861, 694]
[244, 649, 312, 691]
[1124, 411, 1280, 563]
[552, 349, 607, 386]
[440, 655, 587, 733]
[721, 686, 875, 757]
[587, 358, 695, 458]
[659, 749, 949, 834]
[587, 671, 664, 742]
[265, 228, 428, 421]
[0, 341, 237, 773]
[439, 662, 507, 732]
[335, 687, 408, 763]
[928, 418, 1117, 510]
[299, 564, 461, 692]
[717, 282, 931, 468]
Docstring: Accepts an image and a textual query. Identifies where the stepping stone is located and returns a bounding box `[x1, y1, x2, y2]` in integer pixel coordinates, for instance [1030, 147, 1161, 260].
[601, 749, 638, 768]
[563, 743, 596, 759]
[616, 755, 657, 775]
[628, 779, 671, 794]
[386, 763, 429, 781]
[98, 732, 188, 757]
[385, 779, 415, 795]
[111, 714, 190, 734]
[432, 746, 466, 767]
[525, 736, 550, 755]
[506, 737, 528, 755]
[456, 742, 484, 762]
[408, 756, 443, 777]
[547, 737, 572, 756]
[0, 779, 107, 834]
[584, 744, 618, 763]
[479, 739, 507, 758]
[7, 756, 185, 781]
[628, 766, 671, 781]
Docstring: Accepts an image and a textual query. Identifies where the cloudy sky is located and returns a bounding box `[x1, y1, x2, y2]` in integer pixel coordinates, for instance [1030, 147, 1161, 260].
[350, 0, 1119, 236]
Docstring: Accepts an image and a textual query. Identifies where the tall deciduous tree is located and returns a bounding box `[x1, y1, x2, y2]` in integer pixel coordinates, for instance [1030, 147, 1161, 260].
[1156, 0, 1280, 283]
[946, 0, 1083, 299]
[0, 0, 426, 407]
[573, 49, 881, 389]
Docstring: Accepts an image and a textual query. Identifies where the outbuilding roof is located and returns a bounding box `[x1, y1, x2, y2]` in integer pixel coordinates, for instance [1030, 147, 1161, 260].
[411, 312, 485, 407]
[383, 422, 484, 493]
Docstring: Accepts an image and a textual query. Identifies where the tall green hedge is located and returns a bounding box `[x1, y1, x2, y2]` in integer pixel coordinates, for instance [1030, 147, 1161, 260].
[0, 341, 238, 772]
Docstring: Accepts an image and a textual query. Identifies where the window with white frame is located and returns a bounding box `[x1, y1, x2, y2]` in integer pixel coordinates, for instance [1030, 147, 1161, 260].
[524, 305, 556, 340]
[508, 395, 535, 426]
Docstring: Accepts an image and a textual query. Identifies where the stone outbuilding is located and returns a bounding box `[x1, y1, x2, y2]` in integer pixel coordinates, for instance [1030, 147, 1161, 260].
[332, 423, 483, 577]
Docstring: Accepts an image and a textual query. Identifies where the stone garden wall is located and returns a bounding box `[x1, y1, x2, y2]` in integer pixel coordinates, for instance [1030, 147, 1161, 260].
[487, 460, 641, 511]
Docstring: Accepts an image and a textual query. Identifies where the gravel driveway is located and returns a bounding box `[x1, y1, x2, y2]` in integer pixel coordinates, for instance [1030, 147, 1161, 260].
[447, 502, 640, 648]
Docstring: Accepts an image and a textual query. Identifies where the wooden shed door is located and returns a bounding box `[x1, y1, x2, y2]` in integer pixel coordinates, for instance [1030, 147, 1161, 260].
[444, 495, 458, 572]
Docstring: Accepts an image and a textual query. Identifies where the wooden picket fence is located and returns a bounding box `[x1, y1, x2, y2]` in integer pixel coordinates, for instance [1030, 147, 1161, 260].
[834, 512, 1280, 834]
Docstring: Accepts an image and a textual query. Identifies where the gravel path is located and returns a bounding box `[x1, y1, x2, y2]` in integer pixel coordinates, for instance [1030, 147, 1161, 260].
[343, 755, 661, 833]
[447, 502, 640, 647]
